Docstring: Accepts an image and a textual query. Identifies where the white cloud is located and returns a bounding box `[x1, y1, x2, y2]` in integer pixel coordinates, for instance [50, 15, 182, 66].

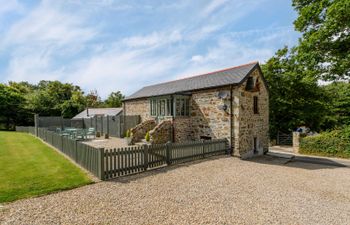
[122, 30, 182, 48]
[202, 0, 229, 17]
[5, 49, 62, 83]
[64, 46, 182, 96]
[0, 0, 23, 16]
[1, 1, 96, 47]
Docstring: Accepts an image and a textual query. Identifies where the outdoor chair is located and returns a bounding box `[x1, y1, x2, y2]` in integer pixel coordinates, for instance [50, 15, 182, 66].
[86, 128, 96, 139]
[75, 129, 85, 140]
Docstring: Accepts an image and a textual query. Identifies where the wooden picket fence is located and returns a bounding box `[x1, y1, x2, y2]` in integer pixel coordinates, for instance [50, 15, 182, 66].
[103, 139, 230, 180]
[16, 126, 36, 135]
[17, 126, 104, 179]
[16, 126, 230, 180]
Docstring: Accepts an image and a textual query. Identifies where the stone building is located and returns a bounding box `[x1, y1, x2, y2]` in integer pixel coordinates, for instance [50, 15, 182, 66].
[122, 62, 269, 158]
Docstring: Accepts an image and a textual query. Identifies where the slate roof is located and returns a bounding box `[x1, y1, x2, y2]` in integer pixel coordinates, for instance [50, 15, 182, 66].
[125, 62, 259, 101]
[72, 108, 123, 119]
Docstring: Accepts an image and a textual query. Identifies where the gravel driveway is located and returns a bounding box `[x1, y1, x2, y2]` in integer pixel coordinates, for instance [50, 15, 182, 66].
[1, 155, 350, 225]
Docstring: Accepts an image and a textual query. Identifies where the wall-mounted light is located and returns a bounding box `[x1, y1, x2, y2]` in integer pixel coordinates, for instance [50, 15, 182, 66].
[218, 91, 230, 100]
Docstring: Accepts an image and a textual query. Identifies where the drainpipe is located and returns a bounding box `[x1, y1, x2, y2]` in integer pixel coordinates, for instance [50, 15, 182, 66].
[230, 85, 233, 155]
[171, 95, 175, 143]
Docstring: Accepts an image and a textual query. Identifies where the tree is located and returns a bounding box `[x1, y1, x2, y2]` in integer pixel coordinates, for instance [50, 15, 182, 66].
[105, 91, 124, 107]
[293, 0, 350, 80]
[61, 90, 87, 118]
[85, 90, 103, 108]
[262, 47, 329, 138]
[0, 84, 27, 130]
[26, 81, 85, 117]
[322, 81, 350, 128]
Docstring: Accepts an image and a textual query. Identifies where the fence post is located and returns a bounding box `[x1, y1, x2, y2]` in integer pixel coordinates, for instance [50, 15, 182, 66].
[202, 140, 205, 158]
[166, 142, 171, 165]
[61, 135, 64, 151]
[34, 114, 39, 137]
[75, 140, 78, 161]
[143, 145, 148, 170]
[106, 115, 109, 136]
[95, 116, 97, 132]
[101, 116, 103, 135]
[98, 148, 105, 180]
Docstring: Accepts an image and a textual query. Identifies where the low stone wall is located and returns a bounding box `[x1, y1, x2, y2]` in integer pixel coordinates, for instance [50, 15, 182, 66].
[150, 120, 172, 144]
[131, 120, 156, 143]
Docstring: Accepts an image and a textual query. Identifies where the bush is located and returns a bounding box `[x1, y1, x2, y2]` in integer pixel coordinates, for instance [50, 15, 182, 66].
[125, 129, 131, 138]
[145, 131, 150, 142]
[300, 126, 350, 158]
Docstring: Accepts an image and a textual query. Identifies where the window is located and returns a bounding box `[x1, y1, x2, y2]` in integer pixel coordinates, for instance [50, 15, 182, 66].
[253, 96, 258, 114]
[150, 97, 172, 117]
[246, 77, 255, 91]
[175, 96, 190, 116]
[150, 96, 189, 117]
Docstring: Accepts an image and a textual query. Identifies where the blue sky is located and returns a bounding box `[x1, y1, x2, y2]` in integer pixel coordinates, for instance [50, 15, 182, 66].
[0, 0, 299, 98]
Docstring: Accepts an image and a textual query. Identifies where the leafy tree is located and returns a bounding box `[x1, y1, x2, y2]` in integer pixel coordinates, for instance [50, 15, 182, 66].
[262, 47, 329, 138]
[0, 84, 27, 130]
[26, 81, 85, 117]
[104, 91, 124, 107]
[61, 90, 87, 118]
[322, 81, 350, 128]
[293, 0, 350, 80]
[85, 90, 103, 108]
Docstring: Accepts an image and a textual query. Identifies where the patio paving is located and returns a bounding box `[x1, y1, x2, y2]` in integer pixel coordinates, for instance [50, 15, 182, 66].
[82, 137, 130, 149]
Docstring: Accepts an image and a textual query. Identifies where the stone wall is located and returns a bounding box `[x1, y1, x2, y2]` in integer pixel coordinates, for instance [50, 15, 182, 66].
[124, 99, 151, 122]
[173, 117, 192, 142]
[190, 88, 231, 142]
[234, 69, 269, 158]
[150, 120, 172, 144]
[293, 132, 300, 153]
[131, 120, 156, 143]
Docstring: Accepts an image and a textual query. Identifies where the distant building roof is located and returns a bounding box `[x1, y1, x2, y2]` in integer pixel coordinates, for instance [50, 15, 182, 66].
[124, 62, 259, 101]
[72, 108, 123, 119]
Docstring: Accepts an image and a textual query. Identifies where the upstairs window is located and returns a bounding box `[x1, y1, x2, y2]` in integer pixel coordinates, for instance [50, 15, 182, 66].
[253, 96, 259, 114]
[246, 77, 255, 91]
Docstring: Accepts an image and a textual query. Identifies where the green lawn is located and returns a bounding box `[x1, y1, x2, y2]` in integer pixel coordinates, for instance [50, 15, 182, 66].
[0, 131, 92, 203]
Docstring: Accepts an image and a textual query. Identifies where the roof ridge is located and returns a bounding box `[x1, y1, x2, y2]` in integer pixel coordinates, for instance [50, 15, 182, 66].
[143, 61, 258, 88]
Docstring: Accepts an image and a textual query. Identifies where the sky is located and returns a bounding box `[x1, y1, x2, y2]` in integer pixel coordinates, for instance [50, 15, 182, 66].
[0, 0, 300, 98]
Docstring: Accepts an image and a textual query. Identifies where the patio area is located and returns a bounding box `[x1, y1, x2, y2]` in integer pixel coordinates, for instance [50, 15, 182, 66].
[82, 136, 131, 149]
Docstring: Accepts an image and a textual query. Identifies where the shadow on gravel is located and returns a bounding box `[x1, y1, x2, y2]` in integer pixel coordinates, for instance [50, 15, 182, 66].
[107, 155, 231, 183]
[248, 155, 347, 170]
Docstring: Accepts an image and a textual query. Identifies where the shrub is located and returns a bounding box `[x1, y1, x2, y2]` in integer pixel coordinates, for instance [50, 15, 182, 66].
[300, 126, 350, 158]
[125, 129, 131, 138]
[145, 131, 150, 142]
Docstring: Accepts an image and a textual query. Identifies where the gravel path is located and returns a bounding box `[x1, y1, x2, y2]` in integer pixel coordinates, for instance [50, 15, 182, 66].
[1, 155, 350, 225]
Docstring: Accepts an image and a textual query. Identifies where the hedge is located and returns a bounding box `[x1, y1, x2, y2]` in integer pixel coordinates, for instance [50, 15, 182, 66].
[300, 126, 350, 158]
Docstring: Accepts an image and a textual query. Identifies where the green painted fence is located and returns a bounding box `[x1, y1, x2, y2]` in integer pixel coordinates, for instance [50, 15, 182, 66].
[16, 126, 36, 135]
[16, 126, 230, 181]
[102, 139, 230, 179]
[17, 126, 104, 180]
